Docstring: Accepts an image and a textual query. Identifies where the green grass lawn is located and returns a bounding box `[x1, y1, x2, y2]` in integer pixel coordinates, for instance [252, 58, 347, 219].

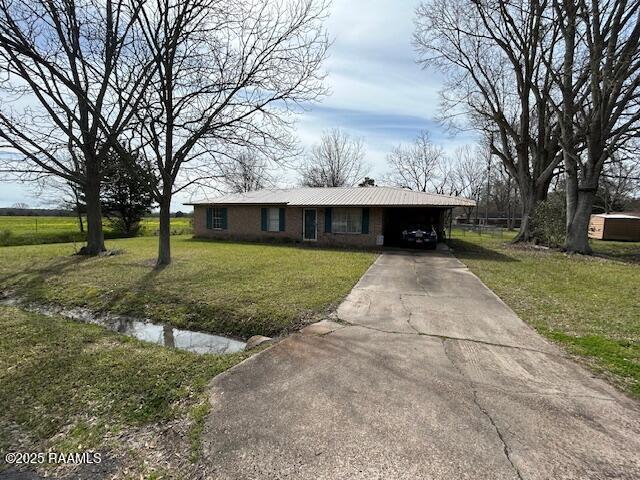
[590, 239, 640, 264]
[453, 227, 640, 262]
[0, 236, 375, 476]
[0, 215, 192, 247]
[0, 305, 251, 477]
[450, 229, 640, 398]
[0, 236, 377, 338]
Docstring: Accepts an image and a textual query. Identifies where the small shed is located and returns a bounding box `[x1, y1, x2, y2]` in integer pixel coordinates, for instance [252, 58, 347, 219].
[588, 213, 640, 241]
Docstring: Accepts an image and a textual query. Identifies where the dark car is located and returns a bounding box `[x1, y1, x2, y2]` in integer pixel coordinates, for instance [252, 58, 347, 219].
[402, 224, 438, 249]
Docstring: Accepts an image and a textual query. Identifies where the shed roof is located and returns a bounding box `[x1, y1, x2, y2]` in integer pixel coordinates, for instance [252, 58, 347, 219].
[592, 213, 640, 220]
[185, 186, 476, 208]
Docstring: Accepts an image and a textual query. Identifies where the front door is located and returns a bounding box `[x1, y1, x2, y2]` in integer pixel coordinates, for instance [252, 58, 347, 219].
[303, 208, 317, 241]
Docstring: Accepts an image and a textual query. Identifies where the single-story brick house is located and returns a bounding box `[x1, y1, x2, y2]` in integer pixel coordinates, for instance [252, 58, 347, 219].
[186, 186, 475, 248]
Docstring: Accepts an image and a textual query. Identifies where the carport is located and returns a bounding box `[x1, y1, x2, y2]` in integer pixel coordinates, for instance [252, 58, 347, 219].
[382, 207, 451, 247]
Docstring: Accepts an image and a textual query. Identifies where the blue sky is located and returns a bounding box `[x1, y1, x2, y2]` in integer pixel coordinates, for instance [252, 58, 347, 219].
[281, 0, 476, 188]
[0, 0, 474, 209]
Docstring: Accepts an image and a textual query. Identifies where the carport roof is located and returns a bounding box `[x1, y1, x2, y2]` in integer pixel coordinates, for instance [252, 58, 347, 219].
[186, 186, 476, 208]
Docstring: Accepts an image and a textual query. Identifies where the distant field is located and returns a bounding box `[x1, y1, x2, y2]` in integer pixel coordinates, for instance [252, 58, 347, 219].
[0, 215, 192, 246]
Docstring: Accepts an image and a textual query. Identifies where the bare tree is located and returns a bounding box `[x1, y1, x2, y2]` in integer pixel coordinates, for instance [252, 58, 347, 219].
[431, 156, 461, 196]
[135, 0, 329, 265]
[38, 178, 87, 233]
[220, 152, 272, 193]
[552, 0, 640, 253]
[299, 129, 368, 187]
[385, 131, 445, 191]
[451, 145, 485, 223]
[598, 152, 640, 213]
[490, 162, 520, 229]
[0, 0, 155, 254]
[415, 0, 562, 242]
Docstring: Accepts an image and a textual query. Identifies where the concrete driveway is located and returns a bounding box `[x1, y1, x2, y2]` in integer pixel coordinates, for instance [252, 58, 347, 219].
[200, 249, 640, 480]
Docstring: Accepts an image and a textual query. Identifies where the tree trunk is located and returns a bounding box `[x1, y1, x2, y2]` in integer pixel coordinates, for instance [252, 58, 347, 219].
[564, 187, 595, 254]
[82, 170, 105, 254]
[513, 183, 535, 242]
[464, 207, 472, 223]
[157, 195, 172, 266]
[564, 138, 600, 254]
[603, 186, 610, 213]
[513, 180, 549, 243]
[77, 206, 84, 233]
[514, 196, 534, 242]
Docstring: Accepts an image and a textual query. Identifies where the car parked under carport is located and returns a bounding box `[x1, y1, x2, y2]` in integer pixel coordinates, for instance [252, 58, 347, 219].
[382, 206, 449, 247]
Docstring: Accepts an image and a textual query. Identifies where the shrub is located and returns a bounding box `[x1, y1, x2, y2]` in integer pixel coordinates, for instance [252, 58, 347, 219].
[0, 229, 13, 245]
[107, 217, 144, 237]
[531, 193, 566, 247]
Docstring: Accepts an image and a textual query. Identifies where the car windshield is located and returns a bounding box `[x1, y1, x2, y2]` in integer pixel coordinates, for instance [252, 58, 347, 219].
[407, 225, 432, 231]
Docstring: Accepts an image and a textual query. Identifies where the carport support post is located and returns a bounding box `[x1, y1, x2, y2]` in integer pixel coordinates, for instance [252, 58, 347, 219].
[448, 208, 453, 243]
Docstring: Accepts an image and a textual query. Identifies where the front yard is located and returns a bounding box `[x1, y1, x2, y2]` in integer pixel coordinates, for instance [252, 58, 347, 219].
[0, 237, 376, 477]
[3, 229, 637, 479]
[0, 235, 377, 338]
[450, 230, 640, 398]
[0, 305, 252, 478]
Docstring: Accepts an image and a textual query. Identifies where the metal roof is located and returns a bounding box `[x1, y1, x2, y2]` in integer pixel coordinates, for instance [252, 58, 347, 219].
[592, 213, 640, 219]
[185, 186, 476, 208]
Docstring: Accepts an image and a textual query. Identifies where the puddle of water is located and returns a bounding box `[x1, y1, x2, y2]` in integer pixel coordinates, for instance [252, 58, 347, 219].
[111, 320, 247, 354]
[1, 298, 246, 354]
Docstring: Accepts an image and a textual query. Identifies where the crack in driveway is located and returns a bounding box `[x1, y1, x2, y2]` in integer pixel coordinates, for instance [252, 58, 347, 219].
[326, 321, 616, 402]
[399, 293, 421, 334]
[338, 318, 562, 358]
[406, 312, 421, 334]
[442, 338, 525, 480]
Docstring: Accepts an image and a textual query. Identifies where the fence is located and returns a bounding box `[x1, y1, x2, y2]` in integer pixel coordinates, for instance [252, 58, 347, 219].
[452, 224, 508, 238]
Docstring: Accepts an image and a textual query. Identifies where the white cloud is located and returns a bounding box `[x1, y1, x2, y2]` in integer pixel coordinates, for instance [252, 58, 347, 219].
[320, 0, 442, 118]
[289, 0, 477, 183]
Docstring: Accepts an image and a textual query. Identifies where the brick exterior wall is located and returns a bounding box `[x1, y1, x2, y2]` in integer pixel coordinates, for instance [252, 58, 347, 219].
[193, 205, 383, 248]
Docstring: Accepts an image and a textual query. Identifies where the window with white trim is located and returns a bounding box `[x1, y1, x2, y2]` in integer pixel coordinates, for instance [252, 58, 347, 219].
[332, 208, 362, 234]
[211, 208, 224, 229]
[267, 208, 280, 232]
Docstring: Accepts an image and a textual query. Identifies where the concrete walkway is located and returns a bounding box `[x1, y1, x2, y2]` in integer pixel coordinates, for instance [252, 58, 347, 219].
[200, 249, 640, 480]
